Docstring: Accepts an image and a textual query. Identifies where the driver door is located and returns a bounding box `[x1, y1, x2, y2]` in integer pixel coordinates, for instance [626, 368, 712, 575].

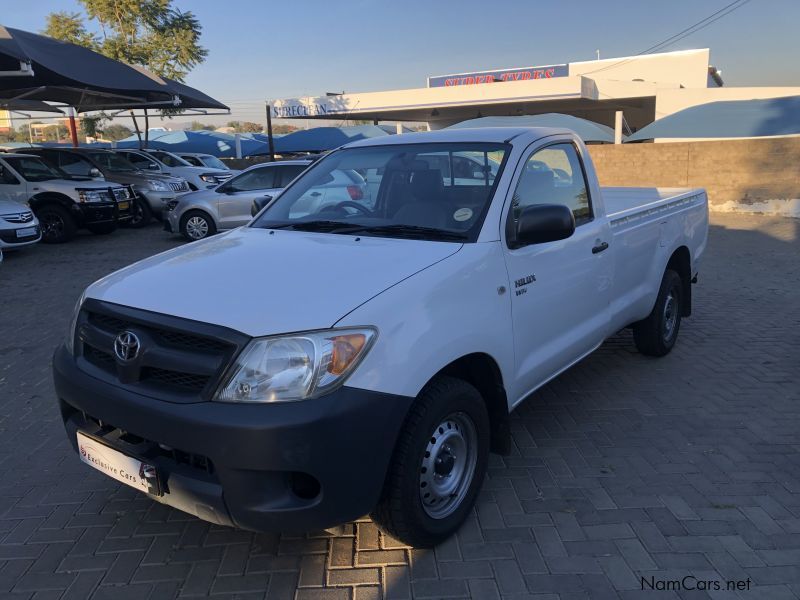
[217, 165, 281, 229]
[0, 161, 30, 203]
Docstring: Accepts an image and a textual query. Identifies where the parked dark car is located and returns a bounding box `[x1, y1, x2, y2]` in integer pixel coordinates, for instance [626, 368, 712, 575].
[25, 148, 189, 228]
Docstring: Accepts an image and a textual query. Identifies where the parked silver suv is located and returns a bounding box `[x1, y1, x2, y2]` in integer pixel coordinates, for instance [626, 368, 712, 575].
[115, 149, 232, 190]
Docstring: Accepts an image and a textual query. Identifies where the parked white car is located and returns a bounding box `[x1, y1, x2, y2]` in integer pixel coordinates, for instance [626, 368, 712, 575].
[176, 152, 234, 172]
[115, 149, 233, 190]
[0, 197, 41, 250]
[54, 127, 708, 547]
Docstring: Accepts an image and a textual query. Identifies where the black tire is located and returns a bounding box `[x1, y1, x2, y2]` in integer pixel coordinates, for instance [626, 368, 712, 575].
[87, 222, 117, 235]
[180, 210, 216, 241]
[371, 376, 490, 548]
[36, 204, 76, 244]
[125, 197, 152, 228]
[633, 269, 683, 357]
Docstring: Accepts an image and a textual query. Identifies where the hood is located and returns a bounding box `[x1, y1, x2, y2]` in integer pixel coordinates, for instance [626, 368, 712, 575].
[0, 198, 31, 214]
[39, 179, 123, 191]
[103, 170, 184, 185]
[177, 187, 220, 205]
[86, 227, 462, 336]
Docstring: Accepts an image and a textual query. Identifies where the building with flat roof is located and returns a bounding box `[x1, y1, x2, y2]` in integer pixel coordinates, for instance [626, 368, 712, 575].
[270, 49, 800, 137]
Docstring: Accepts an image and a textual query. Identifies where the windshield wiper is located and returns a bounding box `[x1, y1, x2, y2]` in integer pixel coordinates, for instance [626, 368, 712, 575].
[341, 224, 469, 241]
[262, 220, 363, 233]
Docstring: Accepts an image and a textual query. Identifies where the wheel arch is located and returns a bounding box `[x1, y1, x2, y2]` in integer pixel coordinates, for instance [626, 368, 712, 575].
[433, 352, 510, 455]
[666, 245, 692, 317]
[29, 191, 74, 210]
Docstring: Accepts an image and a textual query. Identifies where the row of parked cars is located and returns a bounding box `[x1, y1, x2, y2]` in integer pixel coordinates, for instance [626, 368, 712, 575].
[0, 148, 234, 252]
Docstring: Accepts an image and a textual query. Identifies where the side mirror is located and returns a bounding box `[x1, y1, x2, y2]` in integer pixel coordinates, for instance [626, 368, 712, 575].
[251, 195, 273, 217]
[513, 204, 575, 247]
[89, 167, 102, 178]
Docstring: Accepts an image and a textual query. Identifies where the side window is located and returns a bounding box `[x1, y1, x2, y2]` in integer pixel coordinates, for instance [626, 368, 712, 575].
[182, 156, 202, 166]
[228, 167, 276, 192]
[124, 152, 151, 168]
[278, 165, 307, 187]
[58, 153, 93, 177]
[510, 143, 591, 227]
[0, 164, 19, 184]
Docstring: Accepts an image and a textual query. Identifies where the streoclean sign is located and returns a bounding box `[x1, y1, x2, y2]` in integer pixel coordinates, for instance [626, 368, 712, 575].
[272, 101, 335, 118]
[428, 64, 569, 88]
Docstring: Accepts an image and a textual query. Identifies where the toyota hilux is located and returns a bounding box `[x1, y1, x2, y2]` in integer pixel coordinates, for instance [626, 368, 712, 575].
[53, 128, 708, 547]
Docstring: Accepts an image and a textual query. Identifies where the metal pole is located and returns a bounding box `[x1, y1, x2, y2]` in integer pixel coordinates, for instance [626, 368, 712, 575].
[67, 107, 79, 147]
[234, 133, 242, 159]
[265, 102, 276, 162]
[614, 111, 623, 145]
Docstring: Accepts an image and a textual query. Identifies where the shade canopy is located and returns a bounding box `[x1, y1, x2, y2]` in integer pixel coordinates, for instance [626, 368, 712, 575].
[115, 129, 268, 157]
[252, 125, 391, 155]
[448, 114, 617, 143]
[0, 25, 227, 112]
[627, 96, 800, 141]
[0, 98, 63, 113]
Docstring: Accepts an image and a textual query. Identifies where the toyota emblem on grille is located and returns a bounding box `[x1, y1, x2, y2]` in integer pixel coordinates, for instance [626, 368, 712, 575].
[114, 331, 140, 362]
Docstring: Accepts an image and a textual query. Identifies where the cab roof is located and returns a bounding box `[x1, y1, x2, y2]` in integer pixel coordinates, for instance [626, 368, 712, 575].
[344, 126, 574, 148]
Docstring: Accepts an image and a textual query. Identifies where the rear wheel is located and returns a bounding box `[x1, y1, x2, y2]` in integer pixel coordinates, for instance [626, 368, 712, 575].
[37, 205, 76, 244]
[180, 210, 216, 241]
[633, 269, 683, 356]
[371, 376, 489, 548]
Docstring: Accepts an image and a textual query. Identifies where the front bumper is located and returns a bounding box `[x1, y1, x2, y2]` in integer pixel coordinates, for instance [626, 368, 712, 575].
[53, 345, 412, 532]
[74, 202, 121, 226]
[137, 189, 177, 214]
[0, 224, 41, 248]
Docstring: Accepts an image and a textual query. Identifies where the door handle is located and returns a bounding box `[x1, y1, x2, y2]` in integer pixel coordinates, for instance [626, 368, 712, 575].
[310, 191, 322, 197]
[592, 241, 609, 254]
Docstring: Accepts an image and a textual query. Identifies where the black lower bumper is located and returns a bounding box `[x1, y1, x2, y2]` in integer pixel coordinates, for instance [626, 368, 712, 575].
[73, 202, 119, 226]
[53, 345, 413, 532]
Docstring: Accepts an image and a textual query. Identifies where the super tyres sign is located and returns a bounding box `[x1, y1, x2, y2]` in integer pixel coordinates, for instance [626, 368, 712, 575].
[428, 64, 568, 88]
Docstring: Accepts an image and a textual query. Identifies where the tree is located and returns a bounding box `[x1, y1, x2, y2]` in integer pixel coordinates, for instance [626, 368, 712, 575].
[102, 123, 133, 141]
[188, 121, 215, 131]
[45, 1, 208, 83]
[44, 12, 98, 47]
[226, 121, 263, 133]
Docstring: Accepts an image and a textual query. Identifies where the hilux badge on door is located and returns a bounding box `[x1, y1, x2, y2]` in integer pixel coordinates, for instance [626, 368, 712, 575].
[114, 331, 140, 362]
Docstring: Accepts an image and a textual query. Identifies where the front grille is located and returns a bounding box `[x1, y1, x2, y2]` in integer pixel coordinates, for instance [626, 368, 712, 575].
[78, 303, 244, 401]
[1, 211, 33, 223]
[144, 367, 210, 392]
[81, 412, 215, 476]
[170, 181, 190, 192]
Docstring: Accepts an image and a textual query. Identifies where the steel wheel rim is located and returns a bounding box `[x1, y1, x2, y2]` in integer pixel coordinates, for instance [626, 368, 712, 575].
[663, 289, 678, 341]
[41, 213, 64, 240]
[419, 412, 478, 519]
[186, 216, 208, 239]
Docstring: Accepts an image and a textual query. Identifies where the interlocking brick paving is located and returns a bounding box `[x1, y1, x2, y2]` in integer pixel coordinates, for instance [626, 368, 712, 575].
[0, 213, 798, 599]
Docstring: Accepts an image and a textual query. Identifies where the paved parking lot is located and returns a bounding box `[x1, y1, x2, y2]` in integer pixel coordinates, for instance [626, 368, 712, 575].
[0, 213, 798, 600]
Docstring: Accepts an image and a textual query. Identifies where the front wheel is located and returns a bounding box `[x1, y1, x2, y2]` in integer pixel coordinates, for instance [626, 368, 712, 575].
[125, 197, 152, 228]
[180, 210, 216, 241]
[37, 205, 76, 243]
[633, 269, 683, 356]
[371, 376, 489, 547]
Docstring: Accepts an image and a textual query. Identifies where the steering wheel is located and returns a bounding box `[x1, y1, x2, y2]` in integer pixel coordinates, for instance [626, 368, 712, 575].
[325, 201, 373, 216]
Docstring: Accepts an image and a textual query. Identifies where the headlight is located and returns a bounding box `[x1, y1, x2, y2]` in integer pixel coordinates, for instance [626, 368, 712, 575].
[78, 190, 106, 203]
[214, 327, 377, 403]
[65, 292, 86, 355]
[149, 179, 170, 192]
[199, 174, 217, 183]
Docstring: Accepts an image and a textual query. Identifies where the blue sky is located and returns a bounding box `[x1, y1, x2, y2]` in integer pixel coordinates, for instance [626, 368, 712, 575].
[7, 0, 800, 125]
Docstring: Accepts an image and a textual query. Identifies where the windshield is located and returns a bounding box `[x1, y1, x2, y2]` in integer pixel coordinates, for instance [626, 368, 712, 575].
[150, 151, 192, 167]
[251, 142, 509, 242]
[86, 151, 137, 173]
[199, 155, 227, 170]
[4, 156, 63, 182]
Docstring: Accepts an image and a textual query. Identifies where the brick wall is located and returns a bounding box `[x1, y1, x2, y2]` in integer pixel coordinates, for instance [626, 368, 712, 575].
[587, 137, 800, 215]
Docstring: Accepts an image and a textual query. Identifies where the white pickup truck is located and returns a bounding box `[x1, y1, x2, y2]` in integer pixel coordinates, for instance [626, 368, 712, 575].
[53, 127, 708, 547]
